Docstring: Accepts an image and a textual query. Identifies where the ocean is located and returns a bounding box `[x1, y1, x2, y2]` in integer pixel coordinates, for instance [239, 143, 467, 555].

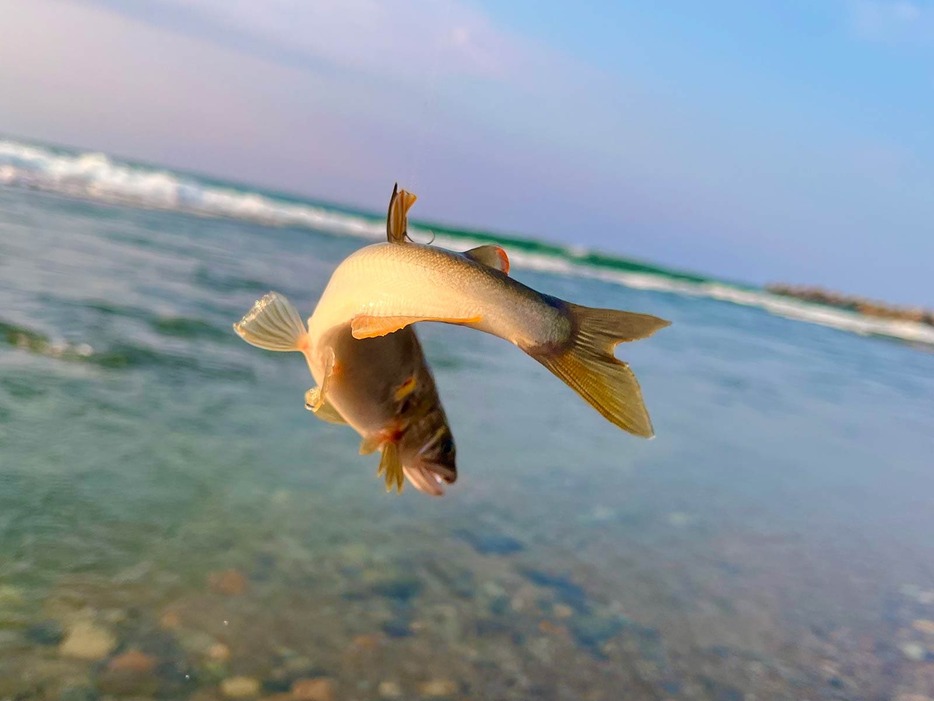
[1, 138, 933, 699]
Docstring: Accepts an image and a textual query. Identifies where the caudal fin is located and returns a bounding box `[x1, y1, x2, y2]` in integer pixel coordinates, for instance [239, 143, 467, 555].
[233, 292, 308, 352]
[533, 304, 669, 438]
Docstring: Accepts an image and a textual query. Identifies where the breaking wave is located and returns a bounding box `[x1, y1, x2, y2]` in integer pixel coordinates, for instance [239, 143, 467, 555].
[0, 138, 384, 239]
[2, 137, 931, 348]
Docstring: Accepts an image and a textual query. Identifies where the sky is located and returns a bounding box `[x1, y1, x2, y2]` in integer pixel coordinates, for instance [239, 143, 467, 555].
[1, 0, 932, 306]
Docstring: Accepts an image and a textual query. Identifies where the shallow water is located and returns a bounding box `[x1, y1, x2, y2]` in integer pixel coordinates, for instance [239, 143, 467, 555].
[2, 185, 934, 700]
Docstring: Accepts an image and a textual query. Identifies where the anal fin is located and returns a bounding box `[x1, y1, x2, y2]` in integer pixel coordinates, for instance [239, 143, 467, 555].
[378, 443, 405, 493]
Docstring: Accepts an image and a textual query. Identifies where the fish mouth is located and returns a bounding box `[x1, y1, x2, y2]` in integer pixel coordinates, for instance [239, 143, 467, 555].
[403, 462, 456, 497]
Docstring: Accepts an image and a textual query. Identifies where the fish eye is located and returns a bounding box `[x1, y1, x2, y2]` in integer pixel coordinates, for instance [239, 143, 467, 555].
[438, 435, 455, 457]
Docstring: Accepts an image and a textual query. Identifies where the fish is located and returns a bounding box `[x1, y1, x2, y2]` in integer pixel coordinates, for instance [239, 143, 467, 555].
[236, 187, 457, 495]
[234, 185, 669, 495]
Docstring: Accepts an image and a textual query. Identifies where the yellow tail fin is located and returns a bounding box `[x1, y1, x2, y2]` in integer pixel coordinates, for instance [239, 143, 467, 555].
[534, 304, 669, 438]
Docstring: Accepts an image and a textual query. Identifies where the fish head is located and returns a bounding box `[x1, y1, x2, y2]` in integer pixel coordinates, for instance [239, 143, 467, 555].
[396, 402, 457, 496]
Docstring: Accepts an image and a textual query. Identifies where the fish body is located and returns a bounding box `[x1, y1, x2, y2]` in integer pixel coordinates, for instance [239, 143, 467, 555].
[313, 320, 456, 495]
[308, 239, 668, 437]
[307, 242, 568, 354]
[235, 185, 669, 496]
[236, 187, 458, 494]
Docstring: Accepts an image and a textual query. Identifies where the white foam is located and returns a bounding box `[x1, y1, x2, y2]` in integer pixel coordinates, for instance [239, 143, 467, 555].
[0, 139, 386, 240]
[3, 138, 931, 348]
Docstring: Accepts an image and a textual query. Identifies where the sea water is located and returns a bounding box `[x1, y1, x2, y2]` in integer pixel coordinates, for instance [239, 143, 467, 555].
[1, 140, 933, 699]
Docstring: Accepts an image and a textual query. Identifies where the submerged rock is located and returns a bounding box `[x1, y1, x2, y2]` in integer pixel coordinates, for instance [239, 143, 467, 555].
[159, 610, 182, 630]
[899, 642, 926, 662]
[0, 584, 24, 607]
[369, 573, 422, 603]
[350, 633, 382, 650]
[221, 676, 261, 698]
[378, 680, 403, 698]
[59, 621, 116, 661]
[109, 649, 158, 672]
[454, 527, 523, 555]
[58, 686, 99, 701]
[381, 610, 414, 639]
[569, 613, 625, 655]
[291, 677, 334, 701]
[262, 656, 328, 693]
[419, 679, 458, 697]
[520, 568, 590, 613]
[552, 604, 574, 619]
[209, 569, 249, 596]
[178, 629, 222, 656]
[913, 619, 934, 636]
[208, 642, 231, 662]
[25, 620, 65, 646]
[96, 649, 159, 695]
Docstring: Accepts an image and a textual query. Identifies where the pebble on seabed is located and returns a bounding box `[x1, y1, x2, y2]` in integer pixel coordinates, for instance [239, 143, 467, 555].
[221, 676, 261, 698]
[108, 649, 158, 672]
[97, 649, 160, 695]
[378, 680, 403, 698]
[419, 679, 458, 697]
[553, 603, 574, 619]
[291, 677, 335, 701]
[208, 642, 232, 662]
[210, 569, 249, 596]
[160, 609, 183, 630]
[58, 621, 117, 661]
[899, 642, 927, 662]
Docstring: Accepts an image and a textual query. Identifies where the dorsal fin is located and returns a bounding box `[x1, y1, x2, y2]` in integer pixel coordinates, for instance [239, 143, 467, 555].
[462, 245, 510, 274]
[386, 183, 418, 243]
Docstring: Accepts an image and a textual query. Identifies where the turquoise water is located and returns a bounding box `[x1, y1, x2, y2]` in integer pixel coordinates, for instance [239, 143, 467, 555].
[2, 180, 934, 699]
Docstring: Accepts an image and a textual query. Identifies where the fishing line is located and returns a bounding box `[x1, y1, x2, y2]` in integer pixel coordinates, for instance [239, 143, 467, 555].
[399, 8, 447, 245]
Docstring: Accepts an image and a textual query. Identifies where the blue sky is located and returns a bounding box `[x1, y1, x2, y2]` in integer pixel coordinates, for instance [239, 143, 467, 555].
[1, 0, 932, 305]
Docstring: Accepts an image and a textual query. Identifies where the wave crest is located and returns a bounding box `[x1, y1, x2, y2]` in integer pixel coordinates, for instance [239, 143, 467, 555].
[0, 139, 385, 238]
[2, 138, 932, 348]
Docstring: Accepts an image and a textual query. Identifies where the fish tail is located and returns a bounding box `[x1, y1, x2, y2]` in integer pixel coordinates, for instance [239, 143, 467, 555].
[533, 304, 669, 438]
[233, 292, 308, 352]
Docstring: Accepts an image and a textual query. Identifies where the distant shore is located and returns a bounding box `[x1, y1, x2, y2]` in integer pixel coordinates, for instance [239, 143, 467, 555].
[766, 284, 934, 327]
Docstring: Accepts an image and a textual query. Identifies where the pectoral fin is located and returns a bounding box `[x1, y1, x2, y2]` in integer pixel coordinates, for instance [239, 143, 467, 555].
[462, 245, 510, 274]
[303, 347, 344, 423]
[304, 387, 346, 424]
[233, 292, 308, 352]
[351, 314, 483, 339]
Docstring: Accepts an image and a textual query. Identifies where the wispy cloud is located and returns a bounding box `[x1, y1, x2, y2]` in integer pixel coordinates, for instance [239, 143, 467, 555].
[848, 0, 934, 42]
[88, 0, 538, 85]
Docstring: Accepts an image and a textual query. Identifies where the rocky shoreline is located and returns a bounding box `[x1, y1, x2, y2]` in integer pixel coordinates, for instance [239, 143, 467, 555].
[766, 284, 934, 326]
